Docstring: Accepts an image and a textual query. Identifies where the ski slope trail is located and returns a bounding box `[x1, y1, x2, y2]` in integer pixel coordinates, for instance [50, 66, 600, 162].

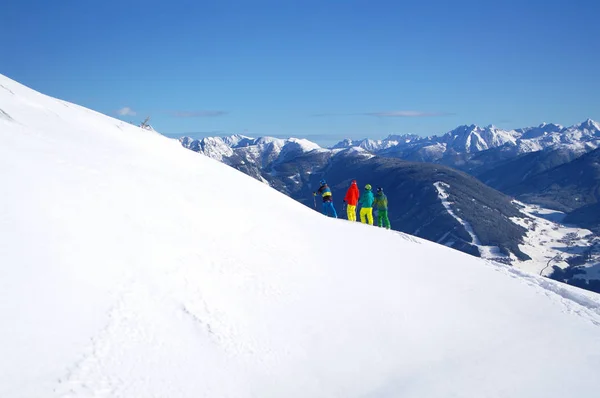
[1, 74, 600, 397]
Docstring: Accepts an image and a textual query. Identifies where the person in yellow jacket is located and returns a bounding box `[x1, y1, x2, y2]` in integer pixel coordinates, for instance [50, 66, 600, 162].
[358, 184, 374, 225]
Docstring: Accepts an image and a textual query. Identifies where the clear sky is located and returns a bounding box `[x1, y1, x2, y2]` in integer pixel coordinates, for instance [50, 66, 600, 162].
[2, 0, 599, 146]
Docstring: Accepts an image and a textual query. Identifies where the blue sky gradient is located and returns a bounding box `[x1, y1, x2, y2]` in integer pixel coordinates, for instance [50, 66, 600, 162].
[2, 0, 599, 146]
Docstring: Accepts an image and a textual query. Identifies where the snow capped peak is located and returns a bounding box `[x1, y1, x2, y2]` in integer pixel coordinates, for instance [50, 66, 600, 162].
[180, 132, 323, 169]
[331, 138, 355, 149]
[577, 118, 600, 131]
[287, 137, 322, 152]
[253, 136, 286, 146]
[244, 136, 321, 154]
[539, 122, 564, 130]
[517, 122, 565, 140]
[331, 137, 401, 151]
[179, 136, 195, 146]
[275, 137, 323, 162]
[347, 146, 375, 156]
[443, 124, 517, 153]
[222, 134, 253, 147]
[384, 133, 422, 143]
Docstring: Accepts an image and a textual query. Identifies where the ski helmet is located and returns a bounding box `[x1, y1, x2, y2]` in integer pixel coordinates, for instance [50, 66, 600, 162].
[319, 179, 326, 185]
[365, 184, 372, 190]
[377, 187, 383, 192]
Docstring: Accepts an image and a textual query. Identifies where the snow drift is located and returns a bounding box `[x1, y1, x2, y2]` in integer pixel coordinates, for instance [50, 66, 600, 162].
[1, 74, 600, 398]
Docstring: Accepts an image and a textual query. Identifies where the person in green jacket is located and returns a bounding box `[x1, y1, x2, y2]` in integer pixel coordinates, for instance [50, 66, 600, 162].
[374, 187, 391, 229]
[358, 184, 375, 225]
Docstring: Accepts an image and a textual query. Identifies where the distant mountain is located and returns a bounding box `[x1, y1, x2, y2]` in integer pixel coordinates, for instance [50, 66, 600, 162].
[442, 124, 519, 153]
[181, 120, 600, 204]
[180, 135, 329, 192]
[476, 147, 581, 192]
[516, 122, 564, 139]
[505, 147, 600, 212]
[330, 135, 415, 151]
[337, 119, 600, 174]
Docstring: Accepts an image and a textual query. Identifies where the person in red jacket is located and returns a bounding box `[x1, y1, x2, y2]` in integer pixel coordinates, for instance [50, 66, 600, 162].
[343, 179, 360, 221]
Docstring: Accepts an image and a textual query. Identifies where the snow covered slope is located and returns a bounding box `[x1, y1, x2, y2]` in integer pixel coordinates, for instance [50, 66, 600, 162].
[2, 74, 600, 398]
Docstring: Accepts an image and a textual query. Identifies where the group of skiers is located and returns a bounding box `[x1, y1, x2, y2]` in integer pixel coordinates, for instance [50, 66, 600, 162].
[313, 179, 391, 229]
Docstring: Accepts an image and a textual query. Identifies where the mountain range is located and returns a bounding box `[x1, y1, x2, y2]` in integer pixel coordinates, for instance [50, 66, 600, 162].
[334, 119, 600, 162]
[179, 119, 600, 293]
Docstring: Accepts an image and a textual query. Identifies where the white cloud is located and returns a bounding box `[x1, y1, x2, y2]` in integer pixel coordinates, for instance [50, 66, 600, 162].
[117, 107, 136, 116]
[312, 110, 453, 117]
[172, 110, 228, 118]
[364, 110, 450, 117]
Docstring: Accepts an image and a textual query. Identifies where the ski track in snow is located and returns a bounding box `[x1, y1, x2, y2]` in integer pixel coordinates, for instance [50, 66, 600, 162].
[396, 226, 600, 327]
[434, 182, 481, 245]
[433, 182, 507, 258]
[487, 259, 600, 327]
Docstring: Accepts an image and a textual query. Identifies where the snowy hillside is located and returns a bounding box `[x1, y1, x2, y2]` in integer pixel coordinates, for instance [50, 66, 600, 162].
[2, 74, 600, 397]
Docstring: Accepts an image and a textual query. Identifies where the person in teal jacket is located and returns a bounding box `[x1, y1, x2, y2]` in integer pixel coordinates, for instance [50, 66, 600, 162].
[374, 187, 391, 229]
[358, 184, 375, 225]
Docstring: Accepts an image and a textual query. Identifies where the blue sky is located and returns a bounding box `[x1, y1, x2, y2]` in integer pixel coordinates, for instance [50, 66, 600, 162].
[2, 0, 599, 146]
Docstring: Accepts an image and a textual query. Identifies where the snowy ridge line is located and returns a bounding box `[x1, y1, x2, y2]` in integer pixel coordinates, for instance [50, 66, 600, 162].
[487, 260, 600, 326]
